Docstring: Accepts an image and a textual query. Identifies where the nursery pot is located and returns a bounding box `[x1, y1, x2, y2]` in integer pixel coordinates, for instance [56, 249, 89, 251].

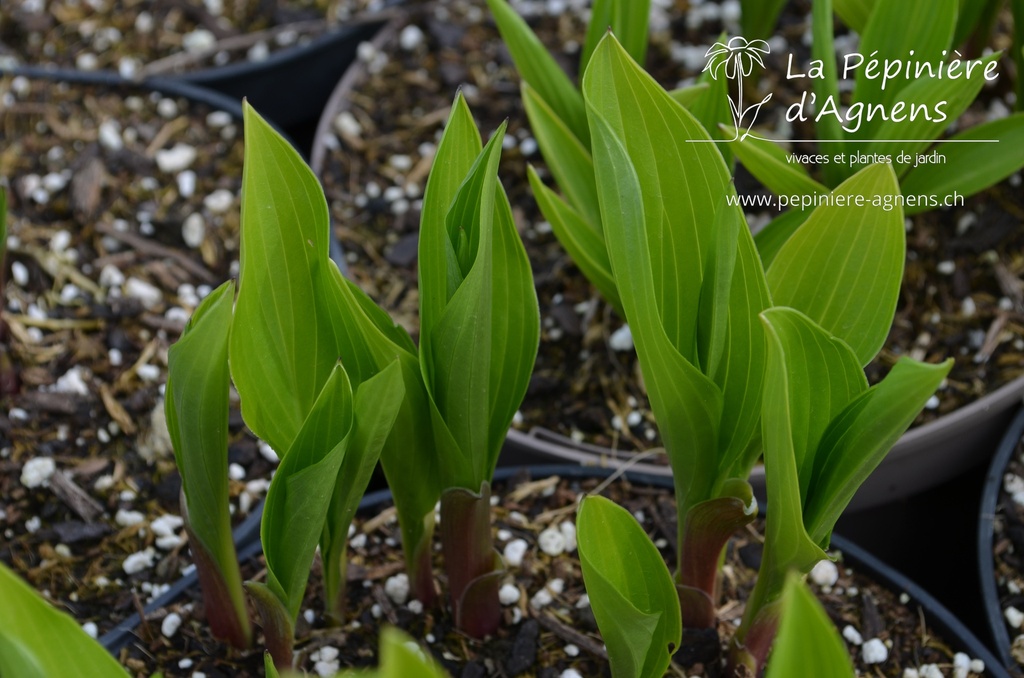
[978, 406, 1024, 677]
[102, 465, 1008, 676]
[173, 16, 388, 130]
[308, 10, 1024, 514]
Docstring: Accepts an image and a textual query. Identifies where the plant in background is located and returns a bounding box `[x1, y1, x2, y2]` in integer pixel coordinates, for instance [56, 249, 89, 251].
[579, 32, 951, 659]
[417, 92, 539, 637]
[735, 0, 1024, 262]
[0, 561, 128, 677]
[487, 0, 735, 316]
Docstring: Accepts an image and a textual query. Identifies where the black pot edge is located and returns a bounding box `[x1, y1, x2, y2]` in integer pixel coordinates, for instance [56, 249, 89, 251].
[101, 464, 1007, 678]
[979, 406, 1024, 675]
[0, 65, 301, 156]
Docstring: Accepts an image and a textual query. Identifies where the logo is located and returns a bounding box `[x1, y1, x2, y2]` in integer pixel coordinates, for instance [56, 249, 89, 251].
[702, 36, 773, 141]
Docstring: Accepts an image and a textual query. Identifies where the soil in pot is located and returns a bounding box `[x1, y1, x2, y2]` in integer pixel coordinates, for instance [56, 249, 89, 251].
[987, 417, 1024, 673]
[0, 0, 384, 78]
[0, 74, 276, 639]
[314, 0, 1024, 456]
[119, 470, 991, 677]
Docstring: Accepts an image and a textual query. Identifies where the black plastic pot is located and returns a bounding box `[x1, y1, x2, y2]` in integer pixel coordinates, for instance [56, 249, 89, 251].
[103, 465, 1006, 677]
[979, 407, 1024, 677]
[173, 16, 387, 130]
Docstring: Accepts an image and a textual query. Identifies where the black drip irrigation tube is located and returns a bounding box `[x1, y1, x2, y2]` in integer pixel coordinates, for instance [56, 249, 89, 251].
[979, 407, 1024, 677]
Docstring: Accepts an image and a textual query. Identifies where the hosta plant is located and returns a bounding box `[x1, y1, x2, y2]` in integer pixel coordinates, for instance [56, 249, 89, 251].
[577, 31, 950, 670]
[737, 0, 1024, 262]
[486, 0, 733, 315]
[417, 92, 540, 637]
[168, 102, 410, 668]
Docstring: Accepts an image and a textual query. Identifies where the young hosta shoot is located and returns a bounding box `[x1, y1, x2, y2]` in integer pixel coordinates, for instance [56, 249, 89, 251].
[165, 280, 251, 649]
[418, 92, 540, 637]
[763, 573, 855, 678]
[227, 104, 410, 663]
[577, 495, 682, 678]
[264, 628, 450, 678]
[730, 308, 951, 673]
[583, 33, 937, 636]
[741, 0, 1024, 257]
[0, 562, 128, 677]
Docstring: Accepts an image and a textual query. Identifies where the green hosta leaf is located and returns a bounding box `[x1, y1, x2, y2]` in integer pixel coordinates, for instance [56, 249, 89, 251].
[1013, 0, 1024, 112]
[584, 32, 728, 365]
[668, 82, 709, 108]
[805, 356, 952, 544]
[753, 209, 811, 269]
[726, 130, 830, 199]
[767, 163, 904, 366]
[760, 308, 867, 504]
[759, 309, 836, 577]
[578, 495, 682, 678]
[527, 167, 621, 314]
[857, 53, 1000, 174]
[581, 0, 651, 73]
[586, 57, 723, 509]
[420, 97, 540, 486]
[231, 103, 341, 455]
[852, 0, 957, 139]
[740, 0, 787, 40]
[486, 0, 589, 145]
[165, 280, 250, 648]
[322, 359, 405, 618]
[0, 562, 128, 677]
[953, 0, 1000, 47]
[0, 185, 6, 263]
[262, 364, 354, 622]
[521, 81, 601, 228]
[811, 0, 848, 186]
[833, 0, 876, 32]
[900, 113, 1024, 211]
[765, 574, 855, 678]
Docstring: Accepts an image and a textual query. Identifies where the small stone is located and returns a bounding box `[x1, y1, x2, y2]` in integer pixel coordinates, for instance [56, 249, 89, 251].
[182, 213, 206, 248]
[810, 560, 839, 587]
[115, 509, 145, 526]
[842, 625, 863, 645]
[182, 29, 216, 54]
[125, 277, 163, 309]
[559, 521, 577, 552]
[207, 111, 232, 128]
[1006, 606, 1024, 628]
[228, 463, 246, 481]
[98, 120, 123, 151]
[156, 144, 197, 173]
[76, 53, 99, 70]
[504, 539, 529, 567]
[861, 638, 888, 664]
[333, 111, 362, 138]
[161, 612, 182, 637]
[259, 441, 279, 463]
[560, 670, 583, 678]
[247, 41, 270, 62]
[538, 527, 566, 556]
[11, 261, 29, 287]
[122, 548, 156, 574]
[204, 189, 234, 213]
[499, 583, 521, 605]
[137, 364, 161, 382]
[937, 260, 956, 275]
[399, 24, 425, 51]
[21, 457, 56, 488]
[384, 573, 410, 605]
[609, 324, 634, 352]
[82, 622, 98, 638]
[99, 264, 126, 288]
[969, 658, 985, 673]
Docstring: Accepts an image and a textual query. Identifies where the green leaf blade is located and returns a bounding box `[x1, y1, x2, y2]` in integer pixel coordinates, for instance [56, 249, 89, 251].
[766, 163, 905, 366]
[727, 131, 830, 200]
[578, 495, 682, 678]
[0, 562, 129, 678]
[765, 574, 855, 678]
[231, 102, 340, 455]
[900, 113, 1024, 210]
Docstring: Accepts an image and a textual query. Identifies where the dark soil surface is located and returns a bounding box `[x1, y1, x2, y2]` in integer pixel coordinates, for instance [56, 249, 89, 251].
[315, 0, 1024, 455]
[992, 432, 1024, 673]
[0, 0, 382, 76]
[119, 472, 984, 677]
[0, 75, 274, 640]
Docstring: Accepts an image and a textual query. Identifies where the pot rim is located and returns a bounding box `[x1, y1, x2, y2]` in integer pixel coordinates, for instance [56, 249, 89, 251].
[978, 406, 1024, 675]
